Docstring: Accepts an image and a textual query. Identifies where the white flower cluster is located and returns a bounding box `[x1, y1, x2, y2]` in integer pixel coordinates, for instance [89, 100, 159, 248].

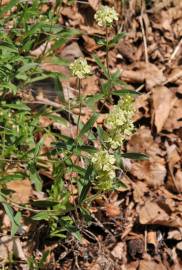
[94, 5, 118, 27]
[69, 58, 91, 79]
[105, 95, 134, 149]
[92, 150, 116, 190]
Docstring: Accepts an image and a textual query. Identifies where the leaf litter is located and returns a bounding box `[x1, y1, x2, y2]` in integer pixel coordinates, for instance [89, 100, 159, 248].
[1, 0, 182, 269]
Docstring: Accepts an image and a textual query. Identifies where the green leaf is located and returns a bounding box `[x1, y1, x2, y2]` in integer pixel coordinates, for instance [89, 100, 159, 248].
[0, 0, 19, 17]
[32, 211, 52, 221]
[39, 251, 49, 268]
[12, 211, 22, 236]
[48, 114, 68, 126]
[54, 76, 66, 104]
[2, 102, 31, 111]
[79, 164, 93, 204]
[85, 93, 104, 108]
[78, 145, 97, 154]
[3, 204, 21, 236]
[33, 137, 44, 157]
[0, 173, 25, 184]
[78, 112, 99, 138]
[108, 32, 126, 47]
[92, 54, 109, 78]
[31, 200, 59, 208]
[121, 152, 149, 160]
[112, 90, 140, 96]
[28, 162, 42, 192]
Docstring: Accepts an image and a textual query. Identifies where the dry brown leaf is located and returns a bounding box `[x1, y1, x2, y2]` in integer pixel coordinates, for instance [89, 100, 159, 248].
[152, 86, 176, 132]
[61, 6, 83, 25]
[174, 170, 182, 193]
[121, 62, 165, 90]
[166, 143, 181, 168]
[127, 127, 153, 154]
[60, 42, 84, 61]
[116, 39, 137, 63]
[82, 35, 99, 52]
[39, 116, 53, 128]
[30, 41, 52, 57]
[176, 241, 182, 251]
[131, 159, 166, 188]
[139, 200, 182, 227]
[6, 179, 32, 204]
[139, 201, 169, 225]
[41, 63, 69, 77]
[1, 0, 10, 4]
[134, 93, 150, 121]
[168, 229, 182, 241]
[81, 75, 99, 96]
[126, 261, 140, 270]
[0, 236, 26, 262]
[163, 99, 182, 131]
[133, 181, 148, 204]
[104, 202, 121, 218]
[127, 238, 144, 259]
[88, 0, 99, 10]
[166, 67, 182, 84]
[139, 257, 166, 270]
[111, 242, 125, 260]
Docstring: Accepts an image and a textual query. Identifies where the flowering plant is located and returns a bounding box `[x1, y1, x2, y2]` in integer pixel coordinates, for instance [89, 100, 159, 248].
[104, 95, 135, 149]
[92, 150, 116, 190]
[94, 5, 118, 27]
[69, 57, 91, 79]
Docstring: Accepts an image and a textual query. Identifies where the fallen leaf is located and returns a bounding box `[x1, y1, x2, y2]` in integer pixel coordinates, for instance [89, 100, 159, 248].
[60, 42, 84, 61]
[174, 170, 182, 193]
[121, 62, 166, 90]
[111, 242, 125, 260]
[6, 179, 32, 204]
[139, 200, 182, 227]
[163, 99, 182, 131]
[139, 257, 166, 270]
[152, 86, 176, 132]
[168, 229, 182, 241]
[117, 39, 137, 63]
[105, 202, 121, 218]
[30, 41, 52, 57]
[126, 261, 140, 270]
[81, 75, 99, 96]
[0, 236, 26, 262]
[127, 238, 144, 260]
[88, 0, 99, 10]
[133, 181, 148, 204]
[82, 35, 99, 52]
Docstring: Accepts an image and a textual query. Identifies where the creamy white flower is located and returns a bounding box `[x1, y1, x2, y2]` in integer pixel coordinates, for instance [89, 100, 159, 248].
[94, 5, 118, 27]
[92, 150, 116, 190]
[104, 95, 135, 149]
[69, 58, 91, 79]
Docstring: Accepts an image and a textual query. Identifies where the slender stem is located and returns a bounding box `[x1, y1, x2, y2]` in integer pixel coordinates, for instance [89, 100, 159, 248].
[105, 27, 112, 99]
[105, 26, 110, 73]
[76, 78, 82, 136]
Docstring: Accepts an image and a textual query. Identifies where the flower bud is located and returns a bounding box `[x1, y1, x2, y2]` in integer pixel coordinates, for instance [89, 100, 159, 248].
[92, 150, 116, 190]
[69, 58, 91, 79]
[104, 95, 135, 149]
[94, 5, 118, 27]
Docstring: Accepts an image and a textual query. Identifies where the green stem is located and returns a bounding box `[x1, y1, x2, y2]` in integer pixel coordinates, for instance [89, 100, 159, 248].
[105, 26, 110, 74]
[105, 27, 112, 99]
[76, 78, 82, 136]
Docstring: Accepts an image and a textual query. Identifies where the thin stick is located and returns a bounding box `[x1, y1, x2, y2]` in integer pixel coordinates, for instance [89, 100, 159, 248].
[168, 38, 182, 64]
[139, 15, 149, 63]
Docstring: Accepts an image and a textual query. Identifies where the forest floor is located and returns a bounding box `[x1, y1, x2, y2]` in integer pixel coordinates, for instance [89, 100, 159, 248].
[0, 0, 182, 269]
